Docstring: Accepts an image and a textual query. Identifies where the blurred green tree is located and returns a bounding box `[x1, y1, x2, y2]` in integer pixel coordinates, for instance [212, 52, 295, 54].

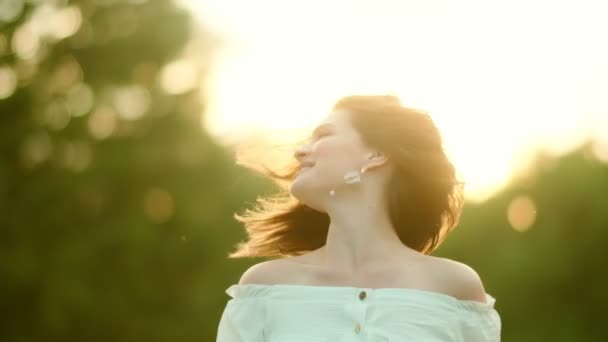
[435, 141, 608, 342]
[2, 1, 607, 341]
[0, 1, 267, 341]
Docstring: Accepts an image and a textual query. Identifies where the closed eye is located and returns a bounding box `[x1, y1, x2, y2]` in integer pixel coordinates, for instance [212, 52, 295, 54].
[311, 130, 331, 141]
[309, 123, 335, 142]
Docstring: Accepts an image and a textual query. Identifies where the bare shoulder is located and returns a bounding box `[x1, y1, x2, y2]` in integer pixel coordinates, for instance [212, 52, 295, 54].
[237, 259, 293, 285]
[426, 256, 488, 303]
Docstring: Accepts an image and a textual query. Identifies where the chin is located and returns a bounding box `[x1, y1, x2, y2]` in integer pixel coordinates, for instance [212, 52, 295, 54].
[288, 179, 305, 199]
[289, 184, 327, 212]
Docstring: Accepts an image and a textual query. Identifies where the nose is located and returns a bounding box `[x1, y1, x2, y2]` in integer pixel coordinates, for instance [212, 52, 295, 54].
[293, 144, 310, 162]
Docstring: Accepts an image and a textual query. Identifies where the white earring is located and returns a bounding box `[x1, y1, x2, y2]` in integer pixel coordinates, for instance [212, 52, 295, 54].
[344, 170, 361, 184]
[329, 166, 367, 195]
[346, 165, 370, 183]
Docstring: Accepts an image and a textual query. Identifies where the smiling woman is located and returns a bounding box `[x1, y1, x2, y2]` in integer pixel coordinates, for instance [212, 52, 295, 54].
[217, 94, 501, 342]
[228, 94, 465, 258]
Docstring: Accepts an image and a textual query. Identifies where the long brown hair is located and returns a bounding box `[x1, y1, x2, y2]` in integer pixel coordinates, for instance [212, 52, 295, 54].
[227, 95, 465, 259]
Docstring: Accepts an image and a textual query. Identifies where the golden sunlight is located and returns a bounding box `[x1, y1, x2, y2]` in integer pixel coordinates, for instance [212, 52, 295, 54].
[180, 0, 608, 203]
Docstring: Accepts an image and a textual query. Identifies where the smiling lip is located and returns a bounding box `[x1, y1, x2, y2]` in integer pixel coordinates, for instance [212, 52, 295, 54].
[298, 162, 315, 170]
[297, 163, 315, 173]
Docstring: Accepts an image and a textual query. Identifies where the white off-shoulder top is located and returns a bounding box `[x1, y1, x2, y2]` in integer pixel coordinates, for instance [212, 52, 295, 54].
[216, 283, 501, 341]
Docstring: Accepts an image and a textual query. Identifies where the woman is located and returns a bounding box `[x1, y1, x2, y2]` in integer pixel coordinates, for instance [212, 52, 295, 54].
[216, 95, 501, 341]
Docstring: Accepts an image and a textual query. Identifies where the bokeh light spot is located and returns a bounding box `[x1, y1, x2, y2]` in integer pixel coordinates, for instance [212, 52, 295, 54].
[45, 99, 71, 131]
[11, 22, 40, 60]
[0, 66, 18, 99]
[159, 59, 198, 95]
[20, 131, 53, 169]
[113, 85, 150, 120]
[62, 140, 93, 172]
[49, 56, 83, 95]
[0, 0, 24, 23]
[144, 188, 175, 224]
[87, 106, 117, 140]
[507, 194, 537, 232]
[49, 5, 82, 40]
[66, 82, 94, 117]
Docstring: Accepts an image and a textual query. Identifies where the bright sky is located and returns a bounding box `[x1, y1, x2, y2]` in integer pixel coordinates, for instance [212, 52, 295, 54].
[179, 0, 608, 202]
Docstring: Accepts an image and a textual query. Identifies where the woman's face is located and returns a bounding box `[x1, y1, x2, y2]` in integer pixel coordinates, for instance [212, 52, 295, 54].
[290, 110, 372, 208]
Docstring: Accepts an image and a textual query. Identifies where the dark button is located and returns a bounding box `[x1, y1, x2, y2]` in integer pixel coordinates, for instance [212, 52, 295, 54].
[359, 290, 366, 300]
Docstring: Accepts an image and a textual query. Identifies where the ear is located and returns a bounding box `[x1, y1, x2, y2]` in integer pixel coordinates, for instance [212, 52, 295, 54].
[362, 154, 389, 173]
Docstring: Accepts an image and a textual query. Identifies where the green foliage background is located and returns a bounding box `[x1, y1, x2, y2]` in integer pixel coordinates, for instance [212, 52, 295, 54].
[1, 1, 606, 341]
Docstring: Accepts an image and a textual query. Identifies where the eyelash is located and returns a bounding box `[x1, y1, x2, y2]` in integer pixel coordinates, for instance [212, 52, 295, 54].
[312, 132, 329, 141]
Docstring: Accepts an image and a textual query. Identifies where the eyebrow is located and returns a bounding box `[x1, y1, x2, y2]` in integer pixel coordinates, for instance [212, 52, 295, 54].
[311, 123, 335, 137]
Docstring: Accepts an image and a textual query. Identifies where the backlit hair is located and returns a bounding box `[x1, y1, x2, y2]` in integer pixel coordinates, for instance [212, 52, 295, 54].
[227, 95, 465, 258]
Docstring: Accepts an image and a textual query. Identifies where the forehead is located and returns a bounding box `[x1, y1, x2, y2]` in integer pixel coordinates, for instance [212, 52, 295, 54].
[317, 109, 351, 127]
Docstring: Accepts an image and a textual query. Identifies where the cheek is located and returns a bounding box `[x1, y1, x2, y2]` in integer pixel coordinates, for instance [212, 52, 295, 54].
[315, 139, 357, 162]
[314, 141, 337, 157]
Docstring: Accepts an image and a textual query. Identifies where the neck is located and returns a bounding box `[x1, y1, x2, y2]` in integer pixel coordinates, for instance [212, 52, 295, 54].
[319, 193, 413, 275]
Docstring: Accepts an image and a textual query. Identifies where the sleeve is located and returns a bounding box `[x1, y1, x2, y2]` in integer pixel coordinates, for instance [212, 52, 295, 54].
[216, 297, 267, 342]
[457, 308, 502, 342]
